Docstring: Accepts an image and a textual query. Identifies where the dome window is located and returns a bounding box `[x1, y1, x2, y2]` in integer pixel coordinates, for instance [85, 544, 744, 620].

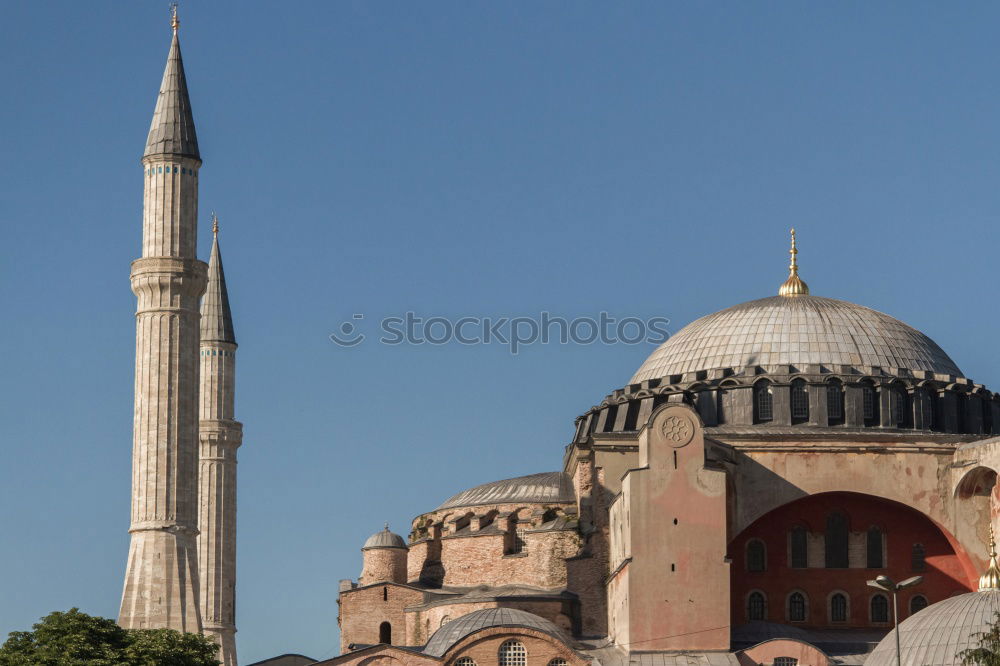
[499, 640, 527, 666]
[455, 658, 477, 666]
[862, 381, 879, 426]
[548, 660, 568, 666]
[774, 659, 798, 666]
[892, 386, 909, 427]
[791, 379, 809, 423]
[754, 381, 773, 424]
[747, 591, 766, 621]
[827, 381, 844, 425]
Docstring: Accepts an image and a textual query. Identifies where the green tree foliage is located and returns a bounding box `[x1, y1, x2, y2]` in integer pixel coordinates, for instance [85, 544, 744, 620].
[962, 612, 1000, 666]
[0, 609, 220, 666]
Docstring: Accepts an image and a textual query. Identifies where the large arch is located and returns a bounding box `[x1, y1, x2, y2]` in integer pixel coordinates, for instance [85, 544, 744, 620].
[728, 491, 976, 632]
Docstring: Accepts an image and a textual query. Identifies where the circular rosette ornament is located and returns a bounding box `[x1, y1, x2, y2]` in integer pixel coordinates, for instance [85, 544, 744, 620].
[660, 413, 693, 447]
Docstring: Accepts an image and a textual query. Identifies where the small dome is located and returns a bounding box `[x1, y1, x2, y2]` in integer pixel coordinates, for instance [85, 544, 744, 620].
[423, 608, 570, 657]
[362, 526, 407, 550]
[865, 590, 1000, 666]
[437, 472, 575, 511]
[631, 295, 963, 384]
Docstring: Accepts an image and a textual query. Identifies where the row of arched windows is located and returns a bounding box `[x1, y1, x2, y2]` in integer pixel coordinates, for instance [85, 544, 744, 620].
[746, 590, 928, 623]
[752, 379, 931, 428]
[746, 518, 925, 571]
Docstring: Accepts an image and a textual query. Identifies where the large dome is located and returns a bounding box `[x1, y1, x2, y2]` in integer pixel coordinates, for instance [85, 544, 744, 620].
[866, 590, 1000, 666]
[631, 294, 963, 384]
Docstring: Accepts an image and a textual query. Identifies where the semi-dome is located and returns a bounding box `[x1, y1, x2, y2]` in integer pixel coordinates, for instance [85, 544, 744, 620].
[362, 526, 407, 550]
[423, 608, 570, 657]
[631, 294, 963, 384]
[865, 590, 1000, 666]
[437, 472, 575, 511]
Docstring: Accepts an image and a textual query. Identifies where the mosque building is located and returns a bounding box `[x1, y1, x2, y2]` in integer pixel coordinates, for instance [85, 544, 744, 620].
[121, 14, 1000, 666]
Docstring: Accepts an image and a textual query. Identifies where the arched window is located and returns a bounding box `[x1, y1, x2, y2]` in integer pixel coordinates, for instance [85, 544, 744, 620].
[455, 658, 477, 666]
[548, 660, 568, 666]
[791, 379, 809, 423]
[866, 527, 884, 568]
[505, 516, 526, 555]
[754, 381, 773, 424]
[379, 621, 392, 644]
[892, 386, 909, 427]
[911, 543, 926, 571]
[774, 659, 798, 666]
[862, 381, 879, 426]
[788, 592, 807, 622]
[830, 593, 848, 623]
[747, 539, 766, 572]
[910, 595, 928, 615]
[499, 640, 527, 666]
[747, 591, 766, 621]
[922, 388, 936, 430]
[825, 512, 849, 569]
[382, 586, 388, 602]
[790, 526, 808, 569]
[871, 594, 889, 623]
[827, 381, 844, 425]
[957, 393, 968, 432]
[439, 615, 451, 628]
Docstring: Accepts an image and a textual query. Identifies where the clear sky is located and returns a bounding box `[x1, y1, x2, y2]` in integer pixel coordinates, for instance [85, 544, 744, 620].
[3, 1, 1000, 662]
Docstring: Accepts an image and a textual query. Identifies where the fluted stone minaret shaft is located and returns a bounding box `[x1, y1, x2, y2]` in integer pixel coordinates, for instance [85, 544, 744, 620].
[198, 220, 242, 666]
[120, 16, 206, 634]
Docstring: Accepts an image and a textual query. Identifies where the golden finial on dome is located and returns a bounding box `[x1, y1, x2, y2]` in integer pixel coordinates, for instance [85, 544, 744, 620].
[170, 3, 180, 33]
[211, 211, 218, 236]
[778, 228, 810, 297]
[980, 524, 1000, 591]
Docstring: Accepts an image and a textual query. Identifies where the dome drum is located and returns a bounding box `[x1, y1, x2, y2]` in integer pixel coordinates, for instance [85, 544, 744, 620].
[574, 369, 999, 439]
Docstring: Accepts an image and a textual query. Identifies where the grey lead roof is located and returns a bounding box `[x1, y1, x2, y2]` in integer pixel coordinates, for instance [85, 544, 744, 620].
[423, 608, 570, 657]
[143, 31, 200, 160]
[200, 234, 236, 344]
[631, 294, 963, 383]
[436, 472, 575, 511]
[865, 590, 1000, 666]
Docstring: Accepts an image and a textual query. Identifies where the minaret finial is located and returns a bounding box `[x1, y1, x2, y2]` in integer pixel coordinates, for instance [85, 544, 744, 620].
[171, 3, 179, 33]
[384, 522, 390, 531]
[212, 211, 218, 236]
[778, 228, 810, 297]
[980, 524, 1000, 591]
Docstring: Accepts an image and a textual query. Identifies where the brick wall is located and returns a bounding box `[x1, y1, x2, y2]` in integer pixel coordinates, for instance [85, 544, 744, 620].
[339, 584, 424, 652]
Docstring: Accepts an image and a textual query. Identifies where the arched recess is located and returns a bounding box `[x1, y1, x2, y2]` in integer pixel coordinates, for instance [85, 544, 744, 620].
[727, 491, 977, 629]
[954, 465, 999, 579]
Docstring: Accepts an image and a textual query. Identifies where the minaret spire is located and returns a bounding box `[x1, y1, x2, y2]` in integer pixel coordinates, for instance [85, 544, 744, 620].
[198, 217, 242, 665]
[778, 228, 810, 297]
[980, 525, 1000, 591]
[120, 16, 206, 635]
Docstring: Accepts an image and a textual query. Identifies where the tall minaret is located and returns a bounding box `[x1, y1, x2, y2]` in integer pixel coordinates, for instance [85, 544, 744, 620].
[120, 8, 206, 633]
[198, 214, 242, 665]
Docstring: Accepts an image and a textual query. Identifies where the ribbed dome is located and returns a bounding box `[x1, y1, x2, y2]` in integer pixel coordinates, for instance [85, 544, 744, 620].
[437, 472, 575, 511]
[423, 608, 570, 657]
[866, 590, 1000, 666]
[631, 295, 963, 384]
[362, 527, 406, 550]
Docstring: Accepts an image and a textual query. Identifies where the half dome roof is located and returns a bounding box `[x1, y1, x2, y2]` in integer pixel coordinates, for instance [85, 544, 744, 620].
[437, 472, 575, 511]
[423, 608, 570, 657]
[631, 295, 963, 384]
[362, 526, 406, 550]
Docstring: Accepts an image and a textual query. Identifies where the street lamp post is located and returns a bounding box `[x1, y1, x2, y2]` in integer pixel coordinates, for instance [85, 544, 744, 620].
[867, 574, 923, 666]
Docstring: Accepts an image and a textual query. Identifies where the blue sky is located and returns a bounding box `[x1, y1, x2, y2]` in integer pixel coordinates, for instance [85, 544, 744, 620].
[3, 1, 1000, 662]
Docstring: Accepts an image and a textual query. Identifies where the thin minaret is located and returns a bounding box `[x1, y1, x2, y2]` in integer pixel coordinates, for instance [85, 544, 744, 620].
[120, 7, 206, 633]
[198, 214, 242, 665]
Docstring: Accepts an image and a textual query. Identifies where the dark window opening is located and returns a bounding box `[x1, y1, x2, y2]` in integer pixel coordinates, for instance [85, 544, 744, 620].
[866, 527, 884, 568]
[825, 512, 849, 569]
[747, 540, 766, 572]
[827, 382, 844, 425]
[830, 593, 847, 623]
[871, 595, 889, 623]
[911, 543, 926, 571]
[748, 592, 766, 621]
[379, 622, 392, 644]
[790, 527, 808, 569]
[862, 383, 879, 426]
[755, 381, 773, 424]
[910, 595, 928, 615]
[789, 592, 806, 622]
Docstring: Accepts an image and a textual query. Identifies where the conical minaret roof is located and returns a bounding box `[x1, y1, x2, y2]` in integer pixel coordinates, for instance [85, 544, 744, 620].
[143, 19, 200, 160]
[201, 217, 236, 344]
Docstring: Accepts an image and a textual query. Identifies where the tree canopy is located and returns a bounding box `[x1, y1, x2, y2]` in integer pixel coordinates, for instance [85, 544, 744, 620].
[0, 609, 220, 666]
